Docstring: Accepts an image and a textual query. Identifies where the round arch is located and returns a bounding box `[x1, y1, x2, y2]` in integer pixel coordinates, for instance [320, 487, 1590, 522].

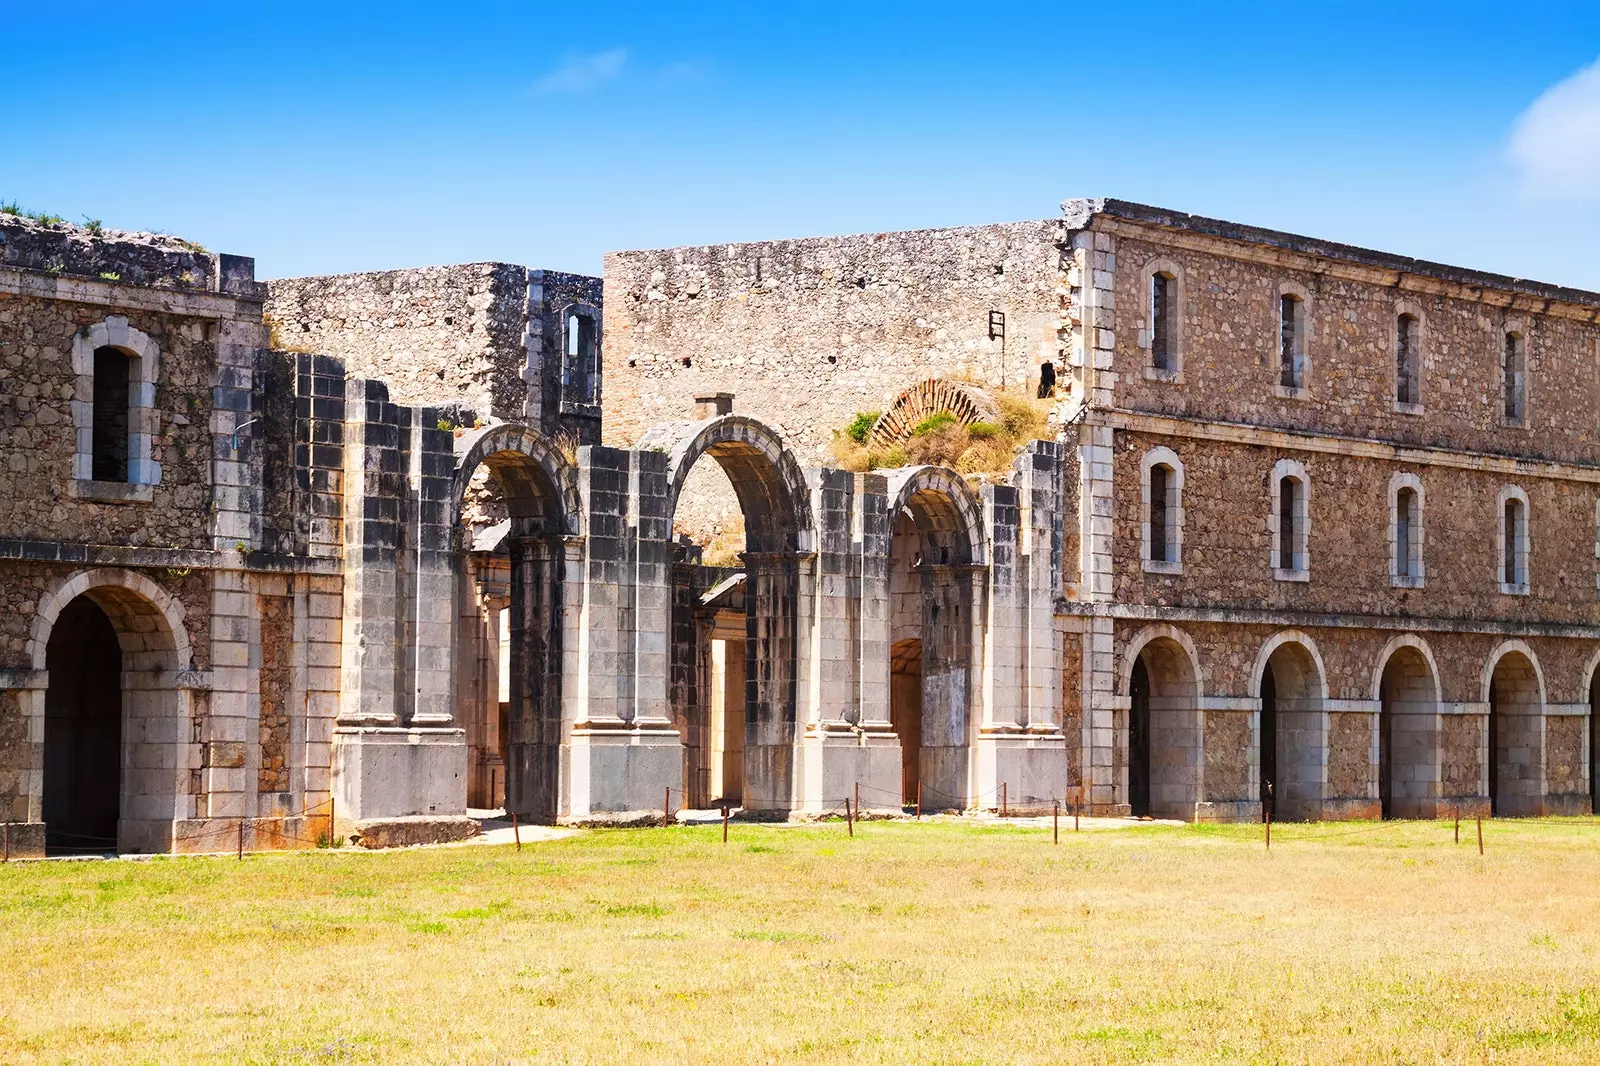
[869, 379, 1000, 449]
[29, 568, 191, 672]
[1120, 623, 1205, 699]
[1370, 634, 1443, 706]
[642, 414, 814, 554]
[1577, 644, 1600, 704]
[451, 423, 582, 537]
[1250, 630, 1329, 702]
[1480, 639, 1548, 707]
[884, 465, 988, 567]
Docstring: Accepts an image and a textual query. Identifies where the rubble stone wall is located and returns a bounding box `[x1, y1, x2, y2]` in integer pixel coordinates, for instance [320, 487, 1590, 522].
[603, 220, 1065, 461]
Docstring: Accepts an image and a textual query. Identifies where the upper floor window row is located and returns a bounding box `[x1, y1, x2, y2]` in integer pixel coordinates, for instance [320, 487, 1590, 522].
[1137, 262, 1551, 425]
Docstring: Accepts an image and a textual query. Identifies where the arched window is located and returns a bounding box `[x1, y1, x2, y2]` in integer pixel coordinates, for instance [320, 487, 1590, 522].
[70, 317, 160, 498]
[1141, 259, 1185, 382]
[561, 308, 600, 406]
[1151, 271, 1176, 373]
[1502, 329, 1527, 425]
[1141, 448, 1184, 573]
[1390, 473, 1424, 587]
[1279, 292, 1306, 391]
[1395, 312, 1420, 408]
[1269, 460, 1309, 579]
[91, 346, 131, 482]
[1498, 486, 1530, 594]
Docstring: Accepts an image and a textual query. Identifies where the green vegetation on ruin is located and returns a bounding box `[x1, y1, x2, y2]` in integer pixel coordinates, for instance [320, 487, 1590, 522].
[831, 390, 1055, 475]
[3, 818, 1600, 1063]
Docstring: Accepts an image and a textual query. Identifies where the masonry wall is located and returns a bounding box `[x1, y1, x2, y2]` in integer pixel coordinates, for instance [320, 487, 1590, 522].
[264, 265, 602, 443]
[1111, 430, 1600, 625]
[1107, 224, 1600, 465]
[603, 220, 1064, 462]
[0, 293, 219, 549]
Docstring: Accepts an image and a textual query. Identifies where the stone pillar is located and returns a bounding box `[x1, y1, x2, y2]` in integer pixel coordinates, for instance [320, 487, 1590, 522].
[743, 551, 800, 812]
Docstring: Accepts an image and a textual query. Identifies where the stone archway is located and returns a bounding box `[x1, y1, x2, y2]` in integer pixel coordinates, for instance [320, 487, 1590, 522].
[451, 423, 581, 824]
[640, 414, 812, 813]
[883, 466, 987, 808]
[1251, 633, 1328, 822]
[1374, 637, 1441, 819]
[1121, 626, 1203, 819]
[1482, 642, 1546, 817]
[30, 569, 194, 854]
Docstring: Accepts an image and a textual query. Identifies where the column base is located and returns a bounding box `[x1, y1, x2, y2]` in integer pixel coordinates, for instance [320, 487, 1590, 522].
[794, 727, 902, 814]
[562, 725, 681, 821]
[976, 731, 1069, 812]
[333, 726, 469, 829]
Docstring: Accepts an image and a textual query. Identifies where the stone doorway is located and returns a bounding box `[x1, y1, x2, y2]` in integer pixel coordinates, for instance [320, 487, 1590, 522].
[890, 638, 922, 804]
[1486, 650, 1542, 817]
[43, 597, 123, 854]
[1255, 638, 1325, 821]
[1377, 644, 1438, 819]
[1259, 667, 1277, 820]
[1125, 635, 1200, 820]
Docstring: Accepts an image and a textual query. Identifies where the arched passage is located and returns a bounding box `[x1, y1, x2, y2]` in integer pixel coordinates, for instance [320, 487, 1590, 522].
[1253, 634, 1327, 821]
[1122, 627, 1202, 819]
[641, 415, 812, 813]
[31, 569, 193, 854]
[1484, 644, 1545, 817]
[1375, 639, 1440, 820]
[884, 466, 986, 809]
[451, 424, 580, 823]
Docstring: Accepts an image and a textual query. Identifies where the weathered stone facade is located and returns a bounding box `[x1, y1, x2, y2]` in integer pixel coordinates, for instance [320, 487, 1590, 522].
[2, 194, 1596, 858]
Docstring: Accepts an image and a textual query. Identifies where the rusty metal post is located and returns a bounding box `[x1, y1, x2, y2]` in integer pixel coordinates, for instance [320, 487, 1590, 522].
[916, 781, 922, 821]
[237, 818, 245, 861]
[1477, 816, 1484, 855]
[1074, 789, 1081, 832]
[847, 796, 854, 837]
[1053, 802, 1059, 845]
[722, 805, 728, 845]
[664, 787, 671, 829]
[1001, 782, 1007, 818]
[1454, 806, 1460, 845]
[512, 809, 522, 852]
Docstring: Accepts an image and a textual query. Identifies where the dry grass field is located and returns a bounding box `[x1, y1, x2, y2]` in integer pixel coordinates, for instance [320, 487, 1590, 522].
[2, 817, 1599, 1064]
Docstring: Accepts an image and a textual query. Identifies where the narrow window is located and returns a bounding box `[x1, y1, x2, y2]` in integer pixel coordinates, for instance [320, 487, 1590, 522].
[1278, 477, 1299, 570]
[91, 346, 130, 482]
[1279, 294, 1303, 389]
[1150, 273, 1174, 372]
[1395, 487, 1417, 579]
[564, 312, 598, 404]
[1396, 314, 1418, 405]
[1503, 331, 1525, 422]
[1149, 464, 1170, 563]
[1503, 497, 1527, 587]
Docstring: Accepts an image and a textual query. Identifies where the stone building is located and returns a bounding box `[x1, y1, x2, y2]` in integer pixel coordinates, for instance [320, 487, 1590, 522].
[0, 195, 1595, 857]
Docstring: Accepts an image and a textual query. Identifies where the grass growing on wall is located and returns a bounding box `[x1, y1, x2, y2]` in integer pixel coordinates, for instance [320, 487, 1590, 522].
[3, 818, 1600, 1063]
[830, 390, 1053, 474]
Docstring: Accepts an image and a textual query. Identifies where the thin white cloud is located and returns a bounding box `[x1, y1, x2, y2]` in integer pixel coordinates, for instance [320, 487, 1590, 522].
[533, 48, 628, 95]
[1509, 57, 1600, 202]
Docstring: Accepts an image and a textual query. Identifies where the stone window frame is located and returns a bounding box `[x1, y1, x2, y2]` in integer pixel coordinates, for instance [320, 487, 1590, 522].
[1137, 257, 1185, 385]
[1500, 317, 1531, 429]
[1268, 458, 1310, 581]
[1274, 280, 1312, 400]
[1497, 484, 1531, 596]
[1140, 446, 1184, 575]
[1388, 471, 1425, 589]
[1393, 300, 1425, 415]
[69, 316, 160, 504]
[557, 300, 603, 416]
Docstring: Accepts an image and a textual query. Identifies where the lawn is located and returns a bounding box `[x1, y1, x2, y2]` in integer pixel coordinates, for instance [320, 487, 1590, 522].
[3, 817, 1600, 1064]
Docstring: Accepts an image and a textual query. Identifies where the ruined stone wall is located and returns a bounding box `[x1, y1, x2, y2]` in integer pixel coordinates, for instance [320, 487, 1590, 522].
[264, 265, 602, 444]
[265, 263, 524, 421]
[1107, 222, 1600, 465]
[603, 220, 1064, 462]
[1111, 430, 1600, 626]
[0, 293, 220, 549]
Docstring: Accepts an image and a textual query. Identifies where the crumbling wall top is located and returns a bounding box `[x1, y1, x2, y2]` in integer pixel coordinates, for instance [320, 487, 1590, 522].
[0, 213, 260, 298]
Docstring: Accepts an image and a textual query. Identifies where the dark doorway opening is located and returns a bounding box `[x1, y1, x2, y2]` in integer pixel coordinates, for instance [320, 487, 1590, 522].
[1260, 666, 1278, 820]
[1487, 680, 1500, 817]
[1130, 657, 1151, 817]
[1591, 672, 1599, 815]
[890, 638, 923, 804]
[44, 597, 123, 854]
[1379, 675, 1394, 819]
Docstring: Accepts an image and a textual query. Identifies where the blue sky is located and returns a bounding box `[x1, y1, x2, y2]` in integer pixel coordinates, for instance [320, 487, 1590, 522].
[5, 2, 1600, 286]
